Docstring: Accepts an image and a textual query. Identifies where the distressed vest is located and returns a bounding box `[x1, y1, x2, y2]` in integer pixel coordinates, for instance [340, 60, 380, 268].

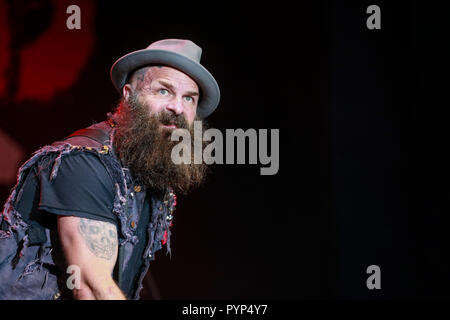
[0, 120, 175, 299]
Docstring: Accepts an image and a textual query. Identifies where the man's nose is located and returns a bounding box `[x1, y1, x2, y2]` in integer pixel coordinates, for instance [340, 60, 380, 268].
[166, 97, 184, 115]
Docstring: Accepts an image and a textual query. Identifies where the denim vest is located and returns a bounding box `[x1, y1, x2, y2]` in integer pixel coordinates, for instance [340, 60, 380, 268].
[0, 121, 175, 299]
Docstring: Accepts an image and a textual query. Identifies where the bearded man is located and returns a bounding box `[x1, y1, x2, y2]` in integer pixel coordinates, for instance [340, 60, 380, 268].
[0, 39, 220, 300]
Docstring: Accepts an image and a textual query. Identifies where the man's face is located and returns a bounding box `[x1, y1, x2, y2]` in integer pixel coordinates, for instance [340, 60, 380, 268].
[113, 65, 208, 195]
[123, 66, 200, 128]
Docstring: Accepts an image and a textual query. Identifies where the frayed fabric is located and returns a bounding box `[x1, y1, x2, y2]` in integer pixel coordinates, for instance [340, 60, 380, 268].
[113, 183, 138, 246]
[0, 120, 177, 299]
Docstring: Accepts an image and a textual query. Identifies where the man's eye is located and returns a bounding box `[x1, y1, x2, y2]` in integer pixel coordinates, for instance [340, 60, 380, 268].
[159, 89, 169, 95]
[184, 96, 193, 102]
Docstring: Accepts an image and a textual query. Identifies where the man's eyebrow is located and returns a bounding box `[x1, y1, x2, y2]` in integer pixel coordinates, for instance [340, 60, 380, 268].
[158, 80, 199, 96]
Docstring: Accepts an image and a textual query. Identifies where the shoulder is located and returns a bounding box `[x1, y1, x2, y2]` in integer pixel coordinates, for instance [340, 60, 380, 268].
[57, 151, 114, 185]
[35, 151, 120, 225]
[37, 150, 117, 217]
[33, 148, 115, 193]
[51, 121, 113, 149]
[59, 150, 109, 170]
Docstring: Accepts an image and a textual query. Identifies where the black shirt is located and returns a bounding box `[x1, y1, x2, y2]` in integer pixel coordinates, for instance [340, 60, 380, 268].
[28, 151, 149, 298]
[38, 152, 118, 224]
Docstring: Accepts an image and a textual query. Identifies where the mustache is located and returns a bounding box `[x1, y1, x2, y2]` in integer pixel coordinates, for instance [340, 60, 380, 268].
[157, 111, 189, 129]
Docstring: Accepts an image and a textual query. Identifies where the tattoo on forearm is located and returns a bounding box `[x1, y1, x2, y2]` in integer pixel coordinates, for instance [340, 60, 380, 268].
[78, 218, 118, 260]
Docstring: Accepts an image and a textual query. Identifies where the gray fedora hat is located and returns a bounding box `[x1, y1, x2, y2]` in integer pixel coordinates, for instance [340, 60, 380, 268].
[110, 39, 220, 118]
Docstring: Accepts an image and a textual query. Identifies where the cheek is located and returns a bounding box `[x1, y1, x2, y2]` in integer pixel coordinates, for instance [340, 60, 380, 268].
[185, 108, 196, 124]
[142, 98, 163, 114]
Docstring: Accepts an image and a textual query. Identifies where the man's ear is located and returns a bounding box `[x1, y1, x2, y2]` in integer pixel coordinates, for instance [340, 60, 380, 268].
[122, 84, 133, 101]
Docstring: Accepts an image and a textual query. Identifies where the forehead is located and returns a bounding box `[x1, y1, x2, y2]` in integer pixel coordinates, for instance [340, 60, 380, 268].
[141, 66, 199, 90]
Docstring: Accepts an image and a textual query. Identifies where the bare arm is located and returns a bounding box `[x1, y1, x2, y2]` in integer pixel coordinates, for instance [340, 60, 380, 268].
[57, 215, 126, 300]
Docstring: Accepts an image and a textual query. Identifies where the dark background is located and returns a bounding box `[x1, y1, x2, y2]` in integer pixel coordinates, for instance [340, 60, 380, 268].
[0, 0, 449, 299]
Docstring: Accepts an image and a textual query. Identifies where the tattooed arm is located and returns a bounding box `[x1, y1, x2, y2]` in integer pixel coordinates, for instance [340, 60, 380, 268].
[57, 216, 126, 300]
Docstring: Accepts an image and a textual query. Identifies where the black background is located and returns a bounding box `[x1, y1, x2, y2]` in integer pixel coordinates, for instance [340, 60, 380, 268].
[1, 0, 450, 299]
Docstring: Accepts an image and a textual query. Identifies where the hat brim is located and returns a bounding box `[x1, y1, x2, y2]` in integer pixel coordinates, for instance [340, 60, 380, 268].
[110, 49, 220, 118]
